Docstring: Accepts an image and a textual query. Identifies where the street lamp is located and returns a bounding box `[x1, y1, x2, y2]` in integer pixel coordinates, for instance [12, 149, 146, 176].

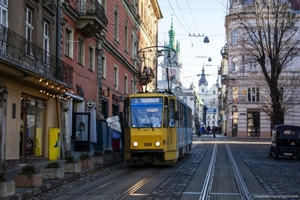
[0, 86, 8, 102]
[213, 108, 216, 138]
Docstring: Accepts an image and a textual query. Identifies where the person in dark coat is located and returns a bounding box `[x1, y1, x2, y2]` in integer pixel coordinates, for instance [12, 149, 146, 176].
[253, 126, 259, 139]
[206, 125, 211, 135]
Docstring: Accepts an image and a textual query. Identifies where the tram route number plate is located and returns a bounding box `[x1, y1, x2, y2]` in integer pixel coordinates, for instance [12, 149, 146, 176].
[144, 143, 152, 146]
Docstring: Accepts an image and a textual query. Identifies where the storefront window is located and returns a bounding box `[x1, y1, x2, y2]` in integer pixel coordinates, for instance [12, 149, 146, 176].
[23, 96, 45, 156]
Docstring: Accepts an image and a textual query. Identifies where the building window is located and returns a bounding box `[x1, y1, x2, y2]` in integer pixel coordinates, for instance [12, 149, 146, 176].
[101, 54, 106, 79]
[112, 104, 119, 116]
[77, 37, 84, 65]
[102, 99, 108, 119]
[245, 0, 254, 4]
[88, 46, 95, 71]
[43, 21, 50, 65]
[25, 7, 33, 55]
[231, 29, 238, 44]
[114, 6, 119, 41]
[247, 87, 260, 102]
[124, 75, 128, 94]
[183, 97, 187, 103]
[213, 90, 216, 95]
[125, 22, 128, 52]
[131, 31, 137, 59]
[65, 28, 73, 58]
[247, 111, 260, 137]
[0, 1, 7, 52]
[114, 66, 119, 87]
[249, 60, 257, 71]
[131, 79, 134, 94]
[233, 87, 238, 102]
[0, 0, 7, 26]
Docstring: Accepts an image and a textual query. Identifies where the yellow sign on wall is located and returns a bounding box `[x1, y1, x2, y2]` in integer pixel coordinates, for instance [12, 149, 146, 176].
[49, 128, 60, 161]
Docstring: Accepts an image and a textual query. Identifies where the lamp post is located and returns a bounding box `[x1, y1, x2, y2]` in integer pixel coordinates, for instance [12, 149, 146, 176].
[213, 108, 216, 138]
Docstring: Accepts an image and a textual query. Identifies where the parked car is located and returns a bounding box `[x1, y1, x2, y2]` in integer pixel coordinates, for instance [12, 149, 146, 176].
[269, 124, 300, 160]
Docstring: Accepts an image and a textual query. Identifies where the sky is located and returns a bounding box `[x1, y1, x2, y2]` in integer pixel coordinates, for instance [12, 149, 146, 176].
[157, 0, 228, 90]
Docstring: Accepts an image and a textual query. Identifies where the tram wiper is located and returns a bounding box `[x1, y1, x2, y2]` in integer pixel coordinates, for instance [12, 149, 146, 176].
[145, 112, 154, 131]
[132, 108, 140, 130]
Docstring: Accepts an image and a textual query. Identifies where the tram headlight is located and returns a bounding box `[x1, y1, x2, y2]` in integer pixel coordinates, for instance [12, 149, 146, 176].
[155, 141, 161, 147]
[133, 141, 138, 147]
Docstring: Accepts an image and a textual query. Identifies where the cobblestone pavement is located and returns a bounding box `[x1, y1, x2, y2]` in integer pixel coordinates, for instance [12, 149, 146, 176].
[233, 142, 300, 198]
[26, 137, 300, 200]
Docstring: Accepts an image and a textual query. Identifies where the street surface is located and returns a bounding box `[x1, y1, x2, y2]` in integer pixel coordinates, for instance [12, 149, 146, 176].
[27, 136, 300, 200]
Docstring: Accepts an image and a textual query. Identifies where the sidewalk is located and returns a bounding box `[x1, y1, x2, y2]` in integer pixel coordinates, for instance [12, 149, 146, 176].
[3, 157, 124, 200]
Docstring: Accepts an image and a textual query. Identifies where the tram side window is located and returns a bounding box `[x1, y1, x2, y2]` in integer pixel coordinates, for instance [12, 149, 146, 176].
[177, 101, 182, 127]
[169, 99, 175, 127]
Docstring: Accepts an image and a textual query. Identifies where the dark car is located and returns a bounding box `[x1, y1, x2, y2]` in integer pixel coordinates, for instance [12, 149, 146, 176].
[269, 124, 300, 160]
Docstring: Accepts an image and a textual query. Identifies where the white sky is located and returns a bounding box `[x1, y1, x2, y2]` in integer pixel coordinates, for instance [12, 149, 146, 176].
[157, 0, 227, 89]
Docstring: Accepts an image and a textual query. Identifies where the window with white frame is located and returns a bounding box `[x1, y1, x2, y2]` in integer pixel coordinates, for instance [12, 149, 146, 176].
[0, 0, 7, 52]
[25, 7, 33, 55]
[249, 60, 257, 71]
[114, 6, 119, 41]
[0, 0, 7, 26]
[131, 31, 137, 59]
[247, 87, 260, 102]
[43, 21, 50, 64]
[101, 54, 106, 79]
[233, 62, 237, 71]
[88, 46, 95, 71]
[77, 37, 84, 65]
[65, 28, 73, 58]
[114, 66, 119, 87]
[124, 75, 128, 94]
[231, 29, 238, 44]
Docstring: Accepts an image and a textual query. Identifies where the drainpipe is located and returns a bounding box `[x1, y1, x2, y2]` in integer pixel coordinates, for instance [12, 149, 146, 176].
[56, 0, 65, 159]
[56, 0, 61, 70]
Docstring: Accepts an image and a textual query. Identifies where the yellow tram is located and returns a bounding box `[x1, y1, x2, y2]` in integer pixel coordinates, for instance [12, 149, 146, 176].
[124, 92, 193, 165]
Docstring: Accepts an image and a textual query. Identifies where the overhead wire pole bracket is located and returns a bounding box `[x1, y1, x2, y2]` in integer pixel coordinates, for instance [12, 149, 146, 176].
[137, 46, 176, 93]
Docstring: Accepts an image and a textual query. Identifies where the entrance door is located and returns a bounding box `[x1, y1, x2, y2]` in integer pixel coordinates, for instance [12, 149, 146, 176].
[20, 95, 46, 161]
[19, 108, 26, 163]
[232, 111, 238, 137]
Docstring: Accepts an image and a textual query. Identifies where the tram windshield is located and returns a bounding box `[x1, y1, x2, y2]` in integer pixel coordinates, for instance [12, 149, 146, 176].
[130, 97, 163, 128]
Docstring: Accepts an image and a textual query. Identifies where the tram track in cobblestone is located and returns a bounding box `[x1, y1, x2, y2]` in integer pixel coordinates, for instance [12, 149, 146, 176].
[183, 139, 269, 200]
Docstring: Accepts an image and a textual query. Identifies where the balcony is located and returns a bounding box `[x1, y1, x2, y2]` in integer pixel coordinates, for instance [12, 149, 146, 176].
[0, 24, 73, 94]
[140, 67, 155, 85]
[75, 0, 108, 37]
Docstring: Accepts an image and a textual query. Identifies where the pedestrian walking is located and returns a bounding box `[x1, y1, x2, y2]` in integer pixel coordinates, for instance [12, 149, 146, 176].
[253, 126, 259, 139]
[206, 125, 211, 135]
[201, 125, 205, 136]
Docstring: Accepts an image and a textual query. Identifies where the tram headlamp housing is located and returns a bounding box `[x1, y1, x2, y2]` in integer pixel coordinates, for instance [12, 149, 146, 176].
[133, 141, 138, 147]
[155, 141, 161, 147]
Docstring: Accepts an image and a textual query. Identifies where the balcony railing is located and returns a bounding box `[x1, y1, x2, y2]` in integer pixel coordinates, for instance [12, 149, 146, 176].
[74, 0, 108, 37]
[0, 24, 73, 87]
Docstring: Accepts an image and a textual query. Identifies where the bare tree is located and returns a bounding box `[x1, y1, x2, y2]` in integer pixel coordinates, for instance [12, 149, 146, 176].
[227, 0, 300, 126]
